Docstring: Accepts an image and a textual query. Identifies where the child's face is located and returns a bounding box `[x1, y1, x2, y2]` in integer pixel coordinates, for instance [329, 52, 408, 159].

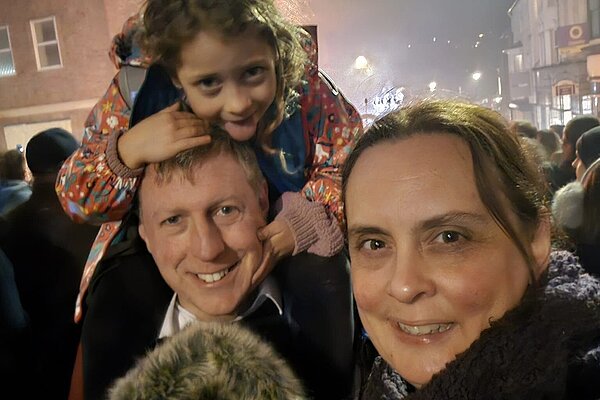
[175, 29, 277, 141]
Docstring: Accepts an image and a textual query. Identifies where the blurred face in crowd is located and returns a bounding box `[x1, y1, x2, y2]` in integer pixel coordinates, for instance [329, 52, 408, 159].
[572, 152, 587, 181]
[174, 28, 277, 141]
[345, 133, 550, 388]
[138, 153, 269, 322]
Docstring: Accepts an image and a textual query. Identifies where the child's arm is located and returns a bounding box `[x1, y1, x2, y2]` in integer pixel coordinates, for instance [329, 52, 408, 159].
[56, 76, 209, 224]
[56, 74, 138, 224]
[259, 35, 363, 261]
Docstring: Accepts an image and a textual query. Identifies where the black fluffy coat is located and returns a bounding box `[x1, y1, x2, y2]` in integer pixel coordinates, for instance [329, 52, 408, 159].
[362, 251, 600, 400]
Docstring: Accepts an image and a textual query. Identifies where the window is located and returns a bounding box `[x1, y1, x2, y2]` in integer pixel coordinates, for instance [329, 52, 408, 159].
[30, 16, 62, 70]
[0, 25, 16, 77]
[590, 0, 600, 39]
[514, 54, 524, 72]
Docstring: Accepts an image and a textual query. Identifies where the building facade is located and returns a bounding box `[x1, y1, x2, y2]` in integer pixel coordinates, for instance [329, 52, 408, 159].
[0, 0, 141, 151]
[506, 0, 600, 128]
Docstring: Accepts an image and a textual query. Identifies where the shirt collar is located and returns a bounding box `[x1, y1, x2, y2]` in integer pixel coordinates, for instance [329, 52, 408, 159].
[158, 276, 283, 339]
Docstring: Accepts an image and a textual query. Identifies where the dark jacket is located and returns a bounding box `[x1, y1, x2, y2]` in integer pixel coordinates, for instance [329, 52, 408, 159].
[81, 217, 355, 400]
[0, 178, 98, 399]
[0, 179, 31, 216]
[360, 251, 600, 400]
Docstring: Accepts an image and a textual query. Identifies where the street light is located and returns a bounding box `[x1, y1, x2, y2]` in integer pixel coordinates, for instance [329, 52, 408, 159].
[472, 71, 482, 81]
[429, 81, 437, 92]
[354, 56, 369, 70]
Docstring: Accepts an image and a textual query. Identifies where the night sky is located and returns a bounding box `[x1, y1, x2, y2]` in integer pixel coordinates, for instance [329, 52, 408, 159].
[284, 0, 515, 110]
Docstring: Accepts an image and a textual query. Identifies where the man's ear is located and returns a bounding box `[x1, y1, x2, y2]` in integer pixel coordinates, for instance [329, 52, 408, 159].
[530, 212, 552, 279]
[258, 181, 269, 219]
[138, 222, 148, 244]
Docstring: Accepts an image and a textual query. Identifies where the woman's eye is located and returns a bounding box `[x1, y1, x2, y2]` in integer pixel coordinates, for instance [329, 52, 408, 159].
[162, 215, 181, 226]
[360, 239, 386, 251]
[436, 230, 463, 244]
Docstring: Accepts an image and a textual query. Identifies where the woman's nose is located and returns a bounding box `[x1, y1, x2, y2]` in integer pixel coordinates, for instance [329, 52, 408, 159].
[387, 251, 436, 304]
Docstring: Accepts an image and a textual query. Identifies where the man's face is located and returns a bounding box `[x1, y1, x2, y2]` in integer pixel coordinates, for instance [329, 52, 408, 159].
[138, 153, 268, 322]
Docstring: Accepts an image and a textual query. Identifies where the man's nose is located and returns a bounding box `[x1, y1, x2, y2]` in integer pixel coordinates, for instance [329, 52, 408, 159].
[387, 248, 436, 304]
[189, 221, 225, 261]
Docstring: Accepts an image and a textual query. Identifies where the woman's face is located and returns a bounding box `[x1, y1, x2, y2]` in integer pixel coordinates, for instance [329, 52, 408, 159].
[345, 133, 549, 388]
[175, 29, 277, 141]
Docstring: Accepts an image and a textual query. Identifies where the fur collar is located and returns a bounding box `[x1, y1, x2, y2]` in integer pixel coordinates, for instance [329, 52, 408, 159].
[109, 322, 306, 400]
[362, 251, 600, 400]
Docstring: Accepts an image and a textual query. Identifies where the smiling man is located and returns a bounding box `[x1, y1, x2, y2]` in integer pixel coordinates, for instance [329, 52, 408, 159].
[138, 130, 272, 328]
[78, 131, 355, 400]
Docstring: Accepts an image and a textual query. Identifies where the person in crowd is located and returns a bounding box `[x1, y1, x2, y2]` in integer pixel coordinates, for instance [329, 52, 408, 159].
[0, 128, 99, 398]
[76, 131, 355, 400]
[553, 126, 600, 276]
[342, 100, 600, 399]
[55, 0, 362, 324]
[0, 245, 29, 389]
[536, 128, 561, 162]
[108, 322, 306, 400]
[509, 119, 537, 139]
[548, 124, 565, 164]
[547, 115, 599, 191]
[0, 149, 31, 216]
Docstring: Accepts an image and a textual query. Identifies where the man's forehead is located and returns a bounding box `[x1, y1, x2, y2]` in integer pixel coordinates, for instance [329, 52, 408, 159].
[139, 155, 256, 209]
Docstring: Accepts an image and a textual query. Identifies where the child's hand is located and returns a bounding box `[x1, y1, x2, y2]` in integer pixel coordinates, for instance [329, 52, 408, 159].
[252, 220, 295, 285]
[118, 102, 211, 169]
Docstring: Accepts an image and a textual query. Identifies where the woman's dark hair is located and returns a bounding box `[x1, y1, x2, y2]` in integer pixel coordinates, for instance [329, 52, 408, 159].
[563, 115, 599, 162]
[342, 100, 549, 271]
[582, 161, 600, 244]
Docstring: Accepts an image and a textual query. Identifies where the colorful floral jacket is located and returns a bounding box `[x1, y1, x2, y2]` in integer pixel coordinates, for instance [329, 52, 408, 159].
[56, 35, 363, 322]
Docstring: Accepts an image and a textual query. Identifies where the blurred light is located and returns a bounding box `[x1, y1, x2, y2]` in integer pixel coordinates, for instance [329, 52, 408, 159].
[407, 44, 412, 48]
[508, 103, 519, 109]
[472, 71, 482, 81]
[493, 96, 502, 104]
[447, 40, 451, 44]
[429, 81, 437, 92]
[433, 36, 437, 42]
[354, 55, 369, 70]
[478, 33, 484, 38]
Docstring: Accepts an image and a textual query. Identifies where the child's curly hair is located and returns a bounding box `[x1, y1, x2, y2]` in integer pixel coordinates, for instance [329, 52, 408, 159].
[139, 0, 309, 148]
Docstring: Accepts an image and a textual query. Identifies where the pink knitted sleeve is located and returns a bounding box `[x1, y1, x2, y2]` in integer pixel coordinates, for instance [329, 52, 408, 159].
[275, 192, 344, 257]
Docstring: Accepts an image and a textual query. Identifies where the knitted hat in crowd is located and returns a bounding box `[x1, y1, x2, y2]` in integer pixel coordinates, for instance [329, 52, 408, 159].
[26, 127, 78, 174]
[577, 126, 600, 168]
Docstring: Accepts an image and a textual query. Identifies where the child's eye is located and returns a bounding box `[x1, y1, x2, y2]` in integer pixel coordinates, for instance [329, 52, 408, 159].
[244, 66, 266, 81]
[197, 77, 221, 91]
[360, 239, 386, 251]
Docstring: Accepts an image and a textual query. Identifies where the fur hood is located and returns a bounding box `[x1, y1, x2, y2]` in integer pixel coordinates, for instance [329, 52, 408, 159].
[109, 322, 306, 400]
[362, 251, 600, 400]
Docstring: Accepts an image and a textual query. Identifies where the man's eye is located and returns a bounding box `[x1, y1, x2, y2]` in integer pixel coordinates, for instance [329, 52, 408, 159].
[162, 215, 181, 226]
[361, 239, 386, 251]
[215, 206, 239, 217]
[436, 231, 463, 244]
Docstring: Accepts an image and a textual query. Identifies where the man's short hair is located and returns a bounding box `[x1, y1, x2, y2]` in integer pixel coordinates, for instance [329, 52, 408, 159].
[150, 128, 265, 194]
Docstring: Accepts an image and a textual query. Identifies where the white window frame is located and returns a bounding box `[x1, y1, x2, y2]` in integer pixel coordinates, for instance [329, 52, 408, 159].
[0, 25, 16, 77]
[30, 16, 63, 71]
